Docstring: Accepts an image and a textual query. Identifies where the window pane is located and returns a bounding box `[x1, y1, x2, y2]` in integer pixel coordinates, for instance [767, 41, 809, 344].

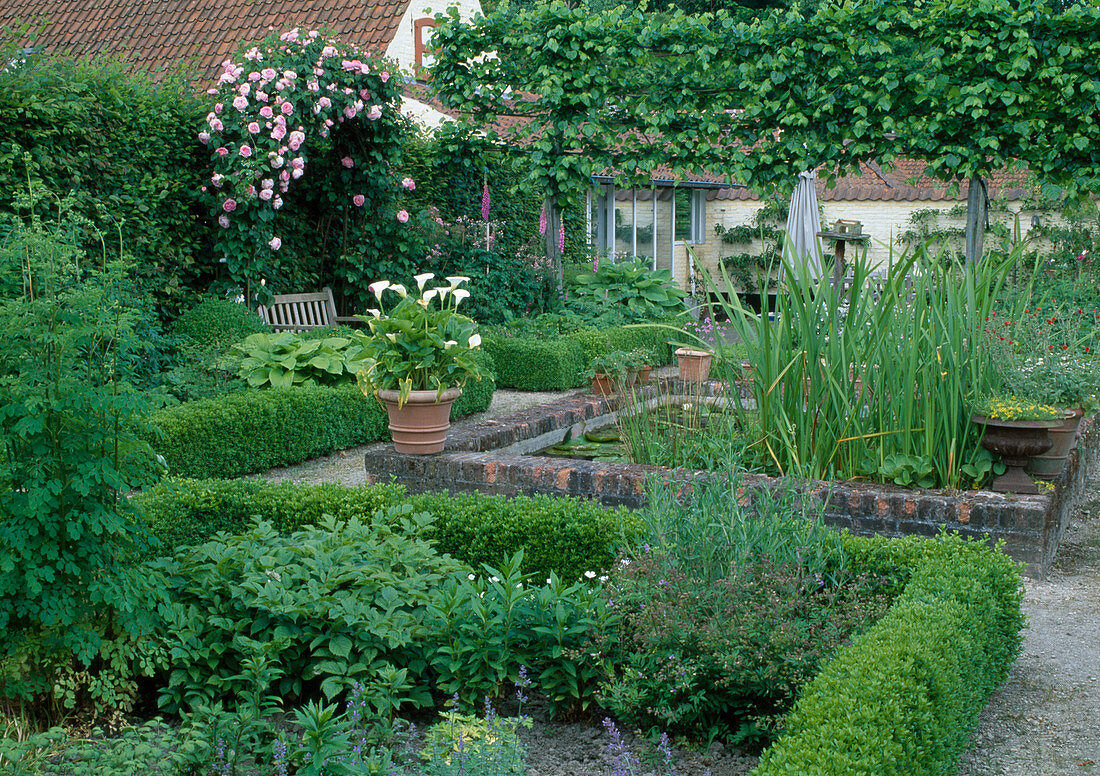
[615, 191, 633, 257]
[655, 188, 674, 272]
[674, 189, 692, 242]
[635, 189, 655, 262]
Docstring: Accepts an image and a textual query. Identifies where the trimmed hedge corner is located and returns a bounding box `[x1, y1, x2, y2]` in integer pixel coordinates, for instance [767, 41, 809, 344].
[132, 478, 643, 579]
[147, 352, 495, 479]
[752, 533, 1024, 776]
[484, 324, 673, 391]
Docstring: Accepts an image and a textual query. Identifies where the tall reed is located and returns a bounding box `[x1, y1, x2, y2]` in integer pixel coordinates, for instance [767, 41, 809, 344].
[697, 240, 1029, 488]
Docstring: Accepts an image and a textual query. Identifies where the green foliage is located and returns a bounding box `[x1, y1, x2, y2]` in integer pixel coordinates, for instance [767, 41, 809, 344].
[481, 334, 588, 390]
[171, 297, 270, 350]
[133, 478, 407, 555]
[419, 708, 530, 775]
[145, 353, 493, 479]
[134, 479, 641, 580]
[234, 331, 367, 388]
[0, 720, 188, 775]
[150, 508, 463, 712]
[0, 55, 210, 315]
[753, 534, 1024, 776]
[569, 259, 687, 320]
[0, 194, 165, 715]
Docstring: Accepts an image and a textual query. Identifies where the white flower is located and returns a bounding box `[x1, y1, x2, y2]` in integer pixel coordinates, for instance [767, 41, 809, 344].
[369, 280, 391, 301]
[546, 578, 553, 584]
[446, 275, 471, 288]
[489, 576, 500, 583]
[414, 272, 435, 290]
[385, 333, 397, 342]
[599, 575, 609, 583]
[432, 286, 451, 301]
[367, 308, 381, 318]
[423, 288, 439, 302]
[468, 333, 482, 348]
[584, 570, 597, 579]
[390, 283, 408, 298]
[515, 583, 523, 589]
[468, 573, 476, 581]
[445, 340, 458, 349]
[452, 289, 471, 306]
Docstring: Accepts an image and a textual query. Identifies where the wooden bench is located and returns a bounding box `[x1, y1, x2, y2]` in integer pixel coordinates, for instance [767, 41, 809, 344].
[256, 287, 361, 332]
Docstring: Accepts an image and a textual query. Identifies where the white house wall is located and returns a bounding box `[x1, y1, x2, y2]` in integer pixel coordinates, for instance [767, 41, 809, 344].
[385, 0, 482, 73]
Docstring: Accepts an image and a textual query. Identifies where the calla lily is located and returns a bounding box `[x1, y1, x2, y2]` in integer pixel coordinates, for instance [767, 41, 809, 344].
[414, 272, 435, 290]
[385, 333, 397, 342]
[432, 286, 450, 300]
[423, 288, 439, 302]
[445, 339, 458, 349]
[366, 308, 381, 318]
[369, 280, 391, 301]
[390, 283, 408, 298]
[446, 275, 470, 288]
[417, 298, 429, 308]
[468, 333, 482, 348]
[452, 289, 470, 305]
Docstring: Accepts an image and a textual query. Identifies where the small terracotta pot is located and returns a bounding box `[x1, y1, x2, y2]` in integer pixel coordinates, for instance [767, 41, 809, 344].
[377, 387, 461, 455]
[591, 373, 615, 395]
[676, 348, 712, 383]
[636, 366, 652, 384]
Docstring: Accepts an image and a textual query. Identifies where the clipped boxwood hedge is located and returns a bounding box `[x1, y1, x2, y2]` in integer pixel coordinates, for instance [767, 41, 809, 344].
[484, 323, 674, 391]
[752, 532, 1024, 776]
[132, 478, 643, 579]
[146, 352, 495, 479]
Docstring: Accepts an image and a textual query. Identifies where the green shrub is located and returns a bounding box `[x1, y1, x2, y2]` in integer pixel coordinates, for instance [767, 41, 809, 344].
[410, 491, 645, 580]
[570, 325, 674, 366]
[752, 533, 1024, 776]
[133, 478, 407, 555]
[171, 298, 269, 350]
[145, 351, 494, 479]
[150, 508, 463, 712]
[481, 334, 588, 390]
[234, 331, 367, 388]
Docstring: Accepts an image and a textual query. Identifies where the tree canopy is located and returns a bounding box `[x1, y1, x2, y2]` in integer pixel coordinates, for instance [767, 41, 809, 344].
[433, 0, 1100, 261]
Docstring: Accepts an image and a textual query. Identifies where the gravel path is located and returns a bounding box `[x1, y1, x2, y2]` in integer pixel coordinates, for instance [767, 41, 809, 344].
[259, 388, 1100, 775]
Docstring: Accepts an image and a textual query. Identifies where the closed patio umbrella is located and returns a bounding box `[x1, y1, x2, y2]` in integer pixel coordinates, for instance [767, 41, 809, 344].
[782, 170, 824, 283]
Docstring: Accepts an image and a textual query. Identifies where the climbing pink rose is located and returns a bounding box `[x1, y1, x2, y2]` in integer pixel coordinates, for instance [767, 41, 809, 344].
[261, 67, 277, 80]
[397, 209, 409, 223]
[209, 117, 224, 131]
[273, 196, 283, 209]
[218, 214, 230, 228]
[247, 122, 260, 134]
[280, 101, 294, 115]
[290, 157, 305, 170]
[380, 71, 390, 83]
[353, 194, 365, 207]
[222, 198, 237, 212]
[341, 156, 354, 168]
[239, 145, 252, 158]
[367, 105, 382, 120]
[259, 106, 273, 119]
[198, 131, 211, 144]
[402, 177, 415, 190]
[232, 95, 248, 111]
[271, 125, 287, 141]
[259, 188, 273, 201]
[214, 102, 223, 114]
[216, 146, 229, 157]
[268, 236, 282, 250]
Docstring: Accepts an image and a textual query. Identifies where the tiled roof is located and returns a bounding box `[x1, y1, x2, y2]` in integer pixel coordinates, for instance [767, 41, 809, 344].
[1, 0, 411, 80]
[713, 159, 1033, 202]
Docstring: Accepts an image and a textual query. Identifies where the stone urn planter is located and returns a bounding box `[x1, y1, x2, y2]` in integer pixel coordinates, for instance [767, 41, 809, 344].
[676, 348, 712, 383]
[378, 387, 462, 455]
[972, 414, 1059, 494]
[1027, 408, 1084, 479]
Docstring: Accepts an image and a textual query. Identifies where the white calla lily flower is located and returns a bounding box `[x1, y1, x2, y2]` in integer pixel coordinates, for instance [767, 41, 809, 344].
[385, 333, 397, 342]
[445, 339, 458, 349]
[366, 308, 381, 318]
[468, 333, 482, 348]
[432, 286, 450, 300]
[446, 275, 470, 288]
[390, 283, 407, 298]
[452, 288, 470, 306]
[414, 272, 435, 290]
[368, 280, 391, 301]
[423, 288, 438, 302]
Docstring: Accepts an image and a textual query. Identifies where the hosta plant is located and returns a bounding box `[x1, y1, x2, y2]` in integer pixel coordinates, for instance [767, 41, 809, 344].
[234, 331, 367, 387]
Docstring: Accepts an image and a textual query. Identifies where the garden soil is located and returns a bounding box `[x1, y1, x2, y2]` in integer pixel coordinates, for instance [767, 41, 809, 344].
[261, 389, 1100, 776]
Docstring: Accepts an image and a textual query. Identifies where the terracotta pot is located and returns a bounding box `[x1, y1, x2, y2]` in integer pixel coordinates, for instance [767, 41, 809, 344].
[676, 348, 712, 383]
[591, 373, 615, 395]
[636, 366, 652, 384]
[1027, 408, 1084, 479]
[378, 387, 461, 455]
[972, 414, 1058, 494]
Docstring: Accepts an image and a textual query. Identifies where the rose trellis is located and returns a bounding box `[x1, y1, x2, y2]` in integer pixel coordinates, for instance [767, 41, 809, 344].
[200, 28, 412, 302]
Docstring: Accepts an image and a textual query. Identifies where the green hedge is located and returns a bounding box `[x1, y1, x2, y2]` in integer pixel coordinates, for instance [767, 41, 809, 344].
[132, 478, 643, 579]
[753, 533, 1024, 776]
[484, 324, 674, 391]
[146, 352, 495, 479]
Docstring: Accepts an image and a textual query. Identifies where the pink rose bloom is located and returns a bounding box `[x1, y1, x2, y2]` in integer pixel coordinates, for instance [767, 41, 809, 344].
[274, 114, 287, 127]
[291, 168, 304, 179]
[259, 106, 274, 119]
[273, 196, 283, 210]
[280, 170, 290, 181]
[239, 144, 253, 158]
[318, 96, 332, 109]
[322, 46, 338, 57]
[261, 178, 274, 189]
[307, 79, 319, 93]
[360, 89, 371, 100]
[343, 105, 358, 120]
[209, 117, 224, 131]
[324, 118, 334, 127]
[313, 67, 324, 76]
[211, 173, 224, 187]
[397, 209, 409, 223]
[271, 125, 287, 141]
[367, 105, 382, 121]
[198, 131, 211, 144]
[222, 198, 237, 212]
[248, 71, 261, 81]
[283, 70, 297, 80]
[200, 185, 206, 192]
[280, 101, 294, 115]
[206, 87, 218, 95]
[402, 177, 415, 191]
[353, 194, 365, 207]
[247, 122, 260, 134]
[214, 102, 223, 114]
[238, 82, 251, 96]
[216, 146, 229, 157]
[270, 155, 284, 168]
[342, 157, 354, 168]
[268, 236, 282, 250]
[290, 157, 305, 170]
[245, 184, 256, 195]
[288, 131, 305, 150]
[261, 67, 277, 80]
[259, 188, 273, 201]
[380, 71, 390, 83]
[218, 214, 230, 228]
[255, 90, 268, 102]
[341, 59, 359, 71]
[232, 95, 248, 111]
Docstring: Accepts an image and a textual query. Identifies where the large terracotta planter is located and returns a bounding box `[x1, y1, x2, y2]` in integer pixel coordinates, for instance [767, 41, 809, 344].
[972, 414, 1058, 494]
[1027, 408, 1084, 479]
[591, 373, 616, 395]
[378, 387, 461, 455]
[676, 348, 712, 383]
